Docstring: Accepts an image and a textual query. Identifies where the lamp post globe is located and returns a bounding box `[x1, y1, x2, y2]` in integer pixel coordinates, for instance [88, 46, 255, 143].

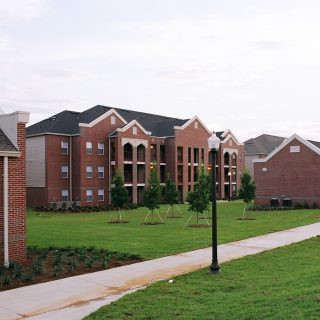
[207, 133, 220, 273]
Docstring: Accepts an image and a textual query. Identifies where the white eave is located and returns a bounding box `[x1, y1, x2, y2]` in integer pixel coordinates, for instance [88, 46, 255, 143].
[116, 120, 151, 135]
[174, 116, 211, 134]
[79, 108, 127, 128]
[220, 129, 243, 146]
[0, 150, 20, 157]
[253, 134, 320, 163]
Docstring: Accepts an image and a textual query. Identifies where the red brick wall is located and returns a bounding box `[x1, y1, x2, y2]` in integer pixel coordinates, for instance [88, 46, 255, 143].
[78, 113, 125, 205]
[174, 121, 211, 201]
[0, 123, 27, 264]
[254, 139, 320, 206]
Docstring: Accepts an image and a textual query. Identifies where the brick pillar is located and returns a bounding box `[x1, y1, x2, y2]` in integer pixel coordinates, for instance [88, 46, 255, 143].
[132, 146, 137, 204]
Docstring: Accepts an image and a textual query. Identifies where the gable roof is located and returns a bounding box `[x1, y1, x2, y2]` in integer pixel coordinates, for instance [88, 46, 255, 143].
[27, 105, 189, 137]
[244, 134, 286, 156]
[216, 129, 243, 145]
[0, 129, 18, 152]
[27, 110, 81, 136]
[253, 134, 320, 163]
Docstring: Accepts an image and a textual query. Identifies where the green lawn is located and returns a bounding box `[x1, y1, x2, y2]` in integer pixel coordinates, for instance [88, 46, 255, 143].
[86, 237, 320, 320]
[27, 201, 320, 259]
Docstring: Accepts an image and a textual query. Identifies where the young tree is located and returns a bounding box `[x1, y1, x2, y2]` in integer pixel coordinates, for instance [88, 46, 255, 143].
[110, 171, 129, 223]
[163, 174, 180, 218]
[187, 169, 211, 225]
[143, 165, 162, 223]
[238, 170, 256, 220]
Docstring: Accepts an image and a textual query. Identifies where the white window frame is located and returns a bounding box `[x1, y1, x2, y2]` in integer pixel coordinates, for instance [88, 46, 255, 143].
[61, 189, 69, 201]
[98, 166, 105, 178]
[61, 141, 69, 154]
[86, 189, 93, 202]
[86, 165, 93, 178]
[98, 189, 104, 201]
[98, 142, 105, 155]
[86, 141, 93, 155]
[133, 126, 137, 135]
[61, 165, 69, 178]
[194, 121, 198, 129]
[111, 115, 116, 124]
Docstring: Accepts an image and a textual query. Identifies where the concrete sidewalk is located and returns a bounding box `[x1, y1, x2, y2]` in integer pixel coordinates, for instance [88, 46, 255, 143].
[0, 222, 319, 320]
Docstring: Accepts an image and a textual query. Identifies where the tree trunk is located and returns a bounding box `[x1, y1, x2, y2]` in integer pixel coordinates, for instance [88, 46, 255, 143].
[197, 212, 199, 225]
[171, 205, 173, 217]
[242, 203, 247, 220]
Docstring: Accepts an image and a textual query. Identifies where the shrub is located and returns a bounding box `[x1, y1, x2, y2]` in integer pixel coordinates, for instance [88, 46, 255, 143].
[31, 257, 43, 275]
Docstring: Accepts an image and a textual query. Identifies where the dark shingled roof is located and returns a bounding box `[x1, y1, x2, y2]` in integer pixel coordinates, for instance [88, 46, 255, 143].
[0, 129, 18, 152]
[27, 105, 189, 137]
[244, 134, 286, 156]
[308, 140, 320, 150]
[215, 131, 225, 140]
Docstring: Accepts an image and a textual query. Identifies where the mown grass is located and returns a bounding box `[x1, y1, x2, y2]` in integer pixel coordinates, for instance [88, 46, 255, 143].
[27, 201, 320, 259]
[86, 237, 320, 320]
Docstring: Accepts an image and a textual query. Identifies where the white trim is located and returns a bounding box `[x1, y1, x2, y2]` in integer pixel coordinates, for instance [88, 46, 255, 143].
[117, 120, 151, 136]
[0, 151, 20, 157]
[220, 130, 243, 146]
[174, 116, 211, 134]
[253, 134, 320, 163]
[27, 132, 79, 138]
[79, 108, 127, 128]
[122, 137, 148, 148]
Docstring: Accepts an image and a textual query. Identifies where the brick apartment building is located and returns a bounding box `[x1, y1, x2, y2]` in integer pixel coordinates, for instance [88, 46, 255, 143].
[254, 134, 320, 207]
[244, 134, 286, 177]
[0, 111, 29, 266]
[26, 105, 244, 207]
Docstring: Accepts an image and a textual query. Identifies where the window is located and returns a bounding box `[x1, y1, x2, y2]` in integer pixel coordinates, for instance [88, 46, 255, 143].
[86, 141, 93, 155]
[177, 146, 183, 163]
[98, 189, 104, 201]
[111, 115, 116, 124]
[150, 144, 157, 162]
[201, 148, 204, 164]
[98, 166, 104, 178]
[61, 189, 69, 201]
[194, 121, 198, 129]
[188, 147, 191, 163]
[86, 189, 93, 202]
[86, 165, 93, 178]
[61, 165, 68, 178]
[290, 146, 300, 153]
[61, 141, 69, 154]
[133, 126, 137, 135]
[98, 142, 104, 155]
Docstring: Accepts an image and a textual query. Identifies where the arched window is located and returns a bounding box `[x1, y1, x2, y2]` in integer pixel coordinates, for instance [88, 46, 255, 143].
[124, 143, 133, 161]
[224, 152, 230, 166]
[137, 144, 146, 162]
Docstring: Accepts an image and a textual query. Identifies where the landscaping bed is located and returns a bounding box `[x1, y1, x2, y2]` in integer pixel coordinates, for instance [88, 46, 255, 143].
[0, 246, 142, 291]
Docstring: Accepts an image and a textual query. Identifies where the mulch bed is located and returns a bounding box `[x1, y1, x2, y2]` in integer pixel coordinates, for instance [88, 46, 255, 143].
[108, 220, 129, 224]
[0, 246, 142, 292]
[142, 222, 164, 225]
[187, 224, 210, 228]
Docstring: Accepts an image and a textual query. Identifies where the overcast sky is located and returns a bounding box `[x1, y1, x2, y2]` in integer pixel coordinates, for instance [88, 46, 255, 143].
[0, 0, 319, 141]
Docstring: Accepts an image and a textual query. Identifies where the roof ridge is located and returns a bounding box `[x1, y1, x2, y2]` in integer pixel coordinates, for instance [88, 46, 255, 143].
[95, 104, 188, 122]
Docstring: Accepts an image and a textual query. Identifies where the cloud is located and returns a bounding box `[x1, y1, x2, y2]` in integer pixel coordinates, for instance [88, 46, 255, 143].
[0, 0, 50, 24]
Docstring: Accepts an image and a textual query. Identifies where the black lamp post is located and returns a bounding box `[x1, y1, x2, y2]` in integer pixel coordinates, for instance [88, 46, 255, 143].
[208, 133, 221, 273]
